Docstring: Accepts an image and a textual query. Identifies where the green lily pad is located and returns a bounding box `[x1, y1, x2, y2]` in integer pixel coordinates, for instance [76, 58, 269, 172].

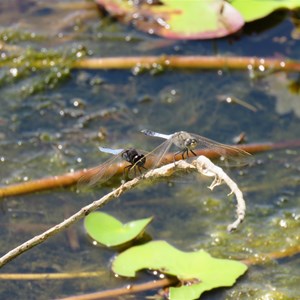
[113, 241, 247, 300]
[96, 0, 244, 39]
[232, 0, 300, 22]
[84, 212, 153, 247]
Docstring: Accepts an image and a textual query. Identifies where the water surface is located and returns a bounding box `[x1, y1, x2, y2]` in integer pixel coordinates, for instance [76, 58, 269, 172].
[0, 1, 299, 299]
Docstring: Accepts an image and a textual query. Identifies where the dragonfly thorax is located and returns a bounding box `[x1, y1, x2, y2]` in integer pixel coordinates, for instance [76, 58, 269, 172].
[135, 155, 146, 166]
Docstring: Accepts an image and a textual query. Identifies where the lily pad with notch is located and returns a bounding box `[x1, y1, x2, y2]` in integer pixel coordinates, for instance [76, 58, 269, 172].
[84, 211, 153, 247]
[112, 240, 248, 300]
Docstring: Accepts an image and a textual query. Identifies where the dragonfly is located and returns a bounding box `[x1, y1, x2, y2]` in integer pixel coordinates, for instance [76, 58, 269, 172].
[141, 129, 253, 168]
[79, 147, 147, 187]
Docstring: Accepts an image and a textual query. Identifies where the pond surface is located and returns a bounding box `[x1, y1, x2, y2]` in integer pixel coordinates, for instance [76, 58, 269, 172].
[0, 1, 299, 299]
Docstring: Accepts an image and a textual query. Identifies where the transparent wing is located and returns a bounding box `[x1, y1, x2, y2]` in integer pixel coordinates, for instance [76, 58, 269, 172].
[188, 133, 253, 167]
[141, 129, 253, 168]
[99, 147, 124, 155]
[141, 129, 176, 169]
[78, 151, 125, 188]
[141, 129, 172, 140]
[137, 139, 175, 170]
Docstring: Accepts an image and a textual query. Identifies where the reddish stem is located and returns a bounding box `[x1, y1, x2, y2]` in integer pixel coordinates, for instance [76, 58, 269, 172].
[73, 56, 300, 72]
[59, 243, 300, 300]
[0, 140, 299, 198]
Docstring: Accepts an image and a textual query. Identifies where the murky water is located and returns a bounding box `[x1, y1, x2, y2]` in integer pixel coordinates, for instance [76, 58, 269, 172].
[0, 1, 299, 299]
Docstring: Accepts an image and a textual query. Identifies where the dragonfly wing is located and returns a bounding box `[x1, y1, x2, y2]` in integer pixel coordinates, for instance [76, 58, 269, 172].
[78, 153, 123, 188]
[141, 129, 172, 140]
[141, 129, 177, 168]
[190, 133, 253, 167]
[142, 139, 175, 170]
[99, 147, 124, 155]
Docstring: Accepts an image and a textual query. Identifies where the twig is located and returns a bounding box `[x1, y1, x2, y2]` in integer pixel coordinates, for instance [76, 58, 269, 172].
[72, 56, 300, 72]
[0, 271, 105, 280]
[0, 241, 298, 300]
[57, 277, 178, 300]
[0, 157, 245, 268]
[242, 244, 300, 265]
[191, 156, 245, 231]
[1, 243, 298, 279]
[0, 141, 288, 198]
[0, 244, 299, 300]
[54, 244, 300, 300]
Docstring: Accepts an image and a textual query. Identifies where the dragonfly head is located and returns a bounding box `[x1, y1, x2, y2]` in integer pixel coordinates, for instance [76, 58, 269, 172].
[185, 138, 198, 150]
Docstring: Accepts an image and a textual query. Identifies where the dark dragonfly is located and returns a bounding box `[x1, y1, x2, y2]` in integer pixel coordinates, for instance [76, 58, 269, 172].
[79, 147, 147, 187]
[141, 129, 253, 168]
[117, 148, 147, 176]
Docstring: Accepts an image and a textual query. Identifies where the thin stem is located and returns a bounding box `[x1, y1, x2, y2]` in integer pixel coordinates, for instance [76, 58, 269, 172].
[0, 157, 245, 267]
[58, 277, 178, 300]
[1, 140, 297, 198]
[242, 244, 300, 265]
[2, 54, 300, 73]
[0, 176, 139, 267]
[0, 271, 105, 280]
[72, 56, 300, 72]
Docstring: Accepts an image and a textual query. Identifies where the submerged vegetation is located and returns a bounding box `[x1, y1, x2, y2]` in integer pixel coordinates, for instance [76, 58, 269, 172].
[0, 41, 88, 96]
[0, 1, 300, 300]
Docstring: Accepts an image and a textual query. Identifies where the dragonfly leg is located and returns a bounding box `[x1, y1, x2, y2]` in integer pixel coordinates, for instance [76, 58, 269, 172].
[124, 164, 147, 179]
[190, 149, 197, 157]
[173, 148, 188, 161]
[123, 164, 132, 179]
[182, 148, 190, 159]
[173, 151, 180, 162]
[137, 165, 147, 175]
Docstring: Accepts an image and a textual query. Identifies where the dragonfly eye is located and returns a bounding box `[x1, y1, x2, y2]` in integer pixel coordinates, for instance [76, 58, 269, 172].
[185, 138, 198, 149]
[121, 151, 129, 161]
